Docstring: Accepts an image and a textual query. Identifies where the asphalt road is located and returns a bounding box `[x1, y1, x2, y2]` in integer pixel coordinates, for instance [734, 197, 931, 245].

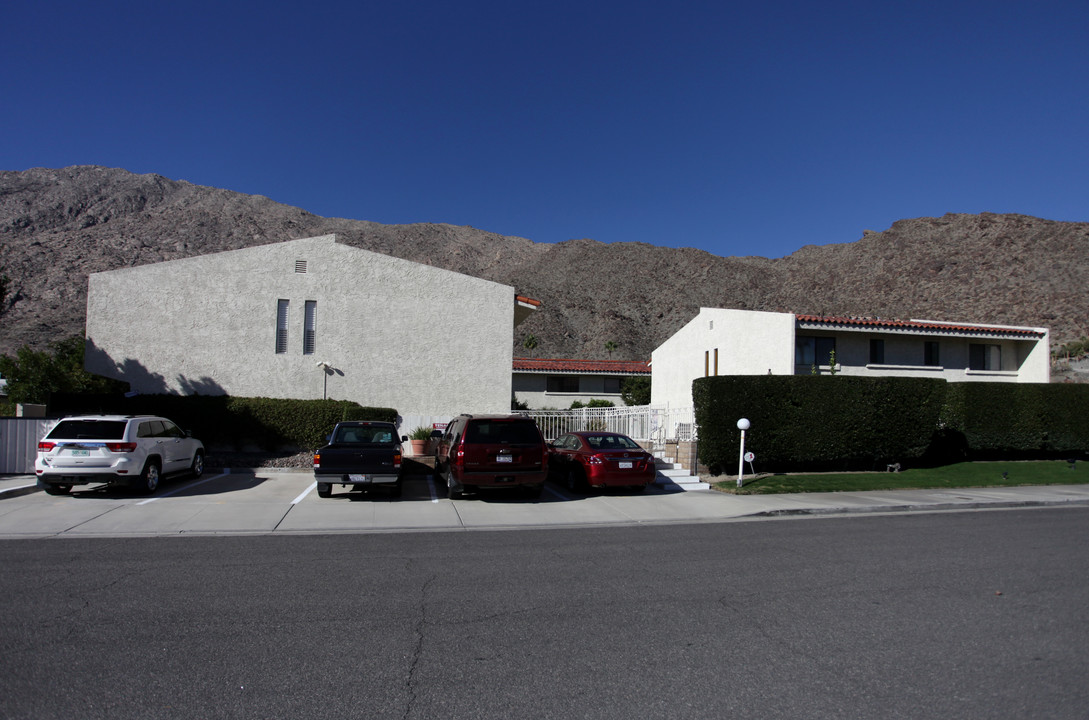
[2, 507, 1087, 719]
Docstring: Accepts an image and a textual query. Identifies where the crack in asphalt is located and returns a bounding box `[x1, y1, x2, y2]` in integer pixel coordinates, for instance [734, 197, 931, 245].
[403, 572, 437, 720]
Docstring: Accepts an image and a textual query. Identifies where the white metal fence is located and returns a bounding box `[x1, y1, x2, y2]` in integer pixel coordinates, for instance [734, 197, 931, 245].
[0, 418, 54, 474]
[519, 405, 696, 444]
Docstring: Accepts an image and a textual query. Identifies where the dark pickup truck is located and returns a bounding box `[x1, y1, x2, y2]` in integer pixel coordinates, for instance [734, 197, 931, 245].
[312, 421, 407, 498]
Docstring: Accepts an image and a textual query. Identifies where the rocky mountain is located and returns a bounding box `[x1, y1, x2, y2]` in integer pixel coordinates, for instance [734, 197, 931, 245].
[2, 166, 1087, 367]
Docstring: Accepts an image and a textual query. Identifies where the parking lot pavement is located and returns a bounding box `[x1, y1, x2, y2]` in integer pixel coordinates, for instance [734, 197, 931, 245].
[1, 471, 1088, 539]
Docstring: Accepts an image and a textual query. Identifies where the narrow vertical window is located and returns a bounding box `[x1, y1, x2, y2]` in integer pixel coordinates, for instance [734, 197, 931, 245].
[714, 348, 719, 376]
[924, 341, 940, 367]
[303, 301, 317, 355]
[275, 299, 289, 354]
[704, 350, 709, 377]
[869, 339, 885, 364]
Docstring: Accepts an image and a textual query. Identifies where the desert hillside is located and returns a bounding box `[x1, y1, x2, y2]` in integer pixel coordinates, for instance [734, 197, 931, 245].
[2, 166, 1086, 366]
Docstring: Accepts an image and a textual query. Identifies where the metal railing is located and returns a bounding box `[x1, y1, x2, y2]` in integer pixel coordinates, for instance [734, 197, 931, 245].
[519, 405, 695, 444]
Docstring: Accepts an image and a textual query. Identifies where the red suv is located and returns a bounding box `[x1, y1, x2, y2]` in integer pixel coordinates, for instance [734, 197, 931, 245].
[434, 414, 549, 499]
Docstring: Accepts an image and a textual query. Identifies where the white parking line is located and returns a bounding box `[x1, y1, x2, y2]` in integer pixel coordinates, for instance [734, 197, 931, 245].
[291, 482, 316, 505]
[138, 473, 227, 505]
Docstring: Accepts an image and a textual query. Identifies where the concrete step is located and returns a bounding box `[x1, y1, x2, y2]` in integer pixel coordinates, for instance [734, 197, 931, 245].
[653, 465, 710, 491]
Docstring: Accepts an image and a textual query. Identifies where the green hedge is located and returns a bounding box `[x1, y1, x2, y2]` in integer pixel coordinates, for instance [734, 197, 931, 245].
[47, 394, 397, 452]
[943, 383, 1089, 457]
[694, 376, 947, 473]
[694, 376, 1089, 473]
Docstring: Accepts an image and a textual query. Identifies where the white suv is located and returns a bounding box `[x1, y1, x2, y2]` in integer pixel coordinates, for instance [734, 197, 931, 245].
[35, 415, 205, 495]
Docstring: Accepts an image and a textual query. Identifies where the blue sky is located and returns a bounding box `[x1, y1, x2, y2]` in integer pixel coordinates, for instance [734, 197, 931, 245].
[3, 1, 1087, 259]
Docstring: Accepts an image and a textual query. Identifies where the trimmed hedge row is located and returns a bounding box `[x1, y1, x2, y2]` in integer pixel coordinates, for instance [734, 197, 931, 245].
[694, 376, 1089, 473]
[48, 393, 397, 452]
[942, 383, 1089, 457]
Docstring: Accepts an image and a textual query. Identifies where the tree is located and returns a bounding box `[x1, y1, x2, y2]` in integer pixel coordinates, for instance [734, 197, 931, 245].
[604, 340, 617, 358]
[0, 269, 9, 316]
[522, 334, 538, 350]
[620, 377, 651, 406]
[0, 335, 126, 405]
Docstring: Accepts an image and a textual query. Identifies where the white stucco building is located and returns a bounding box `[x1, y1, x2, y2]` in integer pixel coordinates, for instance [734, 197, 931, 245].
[85, 234, 539, 428]
[651, 308, 1051, 409]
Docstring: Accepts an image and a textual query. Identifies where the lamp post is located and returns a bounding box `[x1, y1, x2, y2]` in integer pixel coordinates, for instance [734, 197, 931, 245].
[736, 418, 750, 488]
[316, 361, 332, 400]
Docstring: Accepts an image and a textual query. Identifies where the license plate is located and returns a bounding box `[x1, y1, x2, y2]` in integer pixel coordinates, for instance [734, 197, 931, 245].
[348, 474, 372, 483]
[618, 461, 633, 469]
[496, 455, 513, 463]
[70, 449, 91, 457]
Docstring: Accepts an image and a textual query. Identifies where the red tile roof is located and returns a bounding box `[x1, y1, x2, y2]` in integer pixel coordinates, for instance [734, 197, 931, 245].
[512, 357, 651, 374]
[795, 314, 1045, 338]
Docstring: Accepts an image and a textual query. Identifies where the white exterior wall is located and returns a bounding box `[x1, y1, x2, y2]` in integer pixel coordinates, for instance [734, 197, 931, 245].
[651, 308, 796, 408]
[86, 235, 515, 421]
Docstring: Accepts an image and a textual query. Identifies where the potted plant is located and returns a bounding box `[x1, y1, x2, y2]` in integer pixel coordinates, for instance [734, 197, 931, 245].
[408, 426, 431, 456]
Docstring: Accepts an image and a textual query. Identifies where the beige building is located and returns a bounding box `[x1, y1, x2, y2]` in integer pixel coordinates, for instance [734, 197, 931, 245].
[512, 358, 650, 408]
[652, 308, 1050, 409]
[85, 234, 538, 429]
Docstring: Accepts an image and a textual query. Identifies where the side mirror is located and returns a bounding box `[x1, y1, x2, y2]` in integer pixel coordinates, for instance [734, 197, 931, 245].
[400, 435, 408, 442]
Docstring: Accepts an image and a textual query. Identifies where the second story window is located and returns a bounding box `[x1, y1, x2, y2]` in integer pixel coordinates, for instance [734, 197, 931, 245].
[303, 301, 317, 355]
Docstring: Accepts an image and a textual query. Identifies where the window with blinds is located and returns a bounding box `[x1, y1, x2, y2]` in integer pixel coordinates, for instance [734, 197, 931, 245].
[275, 299, 289, 354]
[303, 301, 317, 355]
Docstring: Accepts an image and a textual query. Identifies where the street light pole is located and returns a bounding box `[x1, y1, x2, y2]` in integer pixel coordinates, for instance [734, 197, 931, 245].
[737, 418, 750, 488]
[316, 361, 331, 400]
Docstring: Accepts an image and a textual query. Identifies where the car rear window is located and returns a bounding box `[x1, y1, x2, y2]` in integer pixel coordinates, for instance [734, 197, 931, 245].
[46, 420, 127, 440]
[465, 420, 541, 444]
[335, 426, 396, 444]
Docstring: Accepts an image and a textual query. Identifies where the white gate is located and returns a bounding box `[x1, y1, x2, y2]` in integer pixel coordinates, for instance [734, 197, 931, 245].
[519, 406, 695, 444]
[0, 418, 54, 474]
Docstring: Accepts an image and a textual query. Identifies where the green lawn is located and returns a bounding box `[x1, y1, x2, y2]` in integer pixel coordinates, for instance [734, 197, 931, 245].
[713, 460, 1087, 494]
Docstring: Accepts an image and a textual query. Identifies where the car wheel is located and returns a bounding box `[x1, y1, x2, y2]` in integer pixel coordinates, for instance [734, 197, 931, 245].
[316, 482, 332, 498]
[190, 451, 205, 479]
[565, 468, 584, 493]
[136, 460, 161, 495]
[44, 484, 72, 496]
[447, 473, 464, 500]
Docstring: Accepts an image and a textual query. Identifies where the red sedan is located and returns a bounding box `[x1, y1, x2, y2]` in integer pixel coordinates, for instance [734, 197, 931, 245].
[548, 432, 657, 492]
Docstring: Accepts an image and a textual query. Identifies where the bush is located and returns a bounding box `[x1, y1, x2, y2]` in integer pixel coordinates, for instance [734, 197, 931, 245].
[48, 393, 397, 452]
[694, 376, 947, 472]
[694, 376, 1089, 473]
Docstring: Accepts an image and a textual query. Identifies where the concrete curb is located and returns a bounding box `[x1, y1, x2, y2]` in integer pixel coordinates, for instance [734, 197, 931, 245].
[0, 483, 41, 499]
[749, 497, 1089, 518]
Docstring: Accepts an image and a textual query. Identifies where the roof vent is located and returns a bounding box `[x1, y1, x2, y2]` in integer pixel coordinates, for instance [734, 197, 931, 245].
[295, 260, 308, 274]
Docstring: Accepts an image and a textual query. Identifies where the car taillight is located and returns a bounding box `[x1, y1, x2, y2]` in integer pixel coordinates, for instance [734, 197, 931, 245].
[105, 442, 138, 453]
[587, 454, 605, 465]
[393, 451, 402, 469]
[454, 443, 465, 466]
[38, 441, 56, 452]
[313, 453, 321, 468]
